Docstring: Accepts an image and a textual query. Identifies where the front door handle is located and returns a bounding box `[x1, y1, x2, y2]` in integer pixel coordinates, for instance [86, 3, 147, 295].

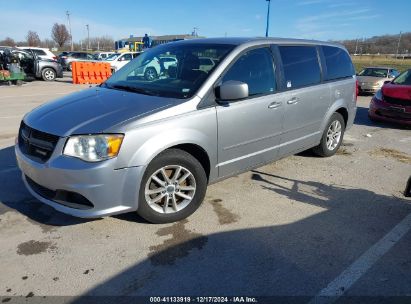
[268, 101, 282, 109]
[287, 97, 299, 105]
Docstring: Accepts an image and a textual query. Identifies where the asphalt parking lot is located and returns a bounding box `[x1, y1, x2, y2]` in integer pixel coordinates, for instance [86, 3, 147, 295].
[0, 74, 410, 301]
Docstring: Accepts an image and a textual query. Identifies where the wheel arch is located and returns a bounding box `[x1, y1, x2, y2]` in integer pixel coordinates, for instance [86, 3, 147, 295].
[320, 100, 350, 135]
[41, 66, 57, 76]
[121, 128, 215, 182]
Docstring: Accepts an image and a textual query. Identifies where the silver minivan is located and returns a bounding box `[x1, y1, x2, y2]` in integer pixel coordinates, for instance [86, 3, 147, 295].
[16, 38, 357, 223]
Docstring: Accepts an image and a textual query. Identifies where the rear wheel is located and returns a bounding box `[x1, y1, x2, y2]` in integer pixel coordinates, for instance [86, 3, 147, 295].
[41, 68, 56, 81]
[144, 67, 157, 81]
[313, 113, 345, 157]
[137, 149, 207, 224]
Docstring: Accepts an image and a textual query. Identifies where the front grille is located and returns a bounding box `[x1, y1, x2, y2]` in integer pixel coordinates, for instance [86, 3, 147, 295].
[383, 95, 410, 107]
[18, 121, 60, 163]
[25, 176, 94, 209]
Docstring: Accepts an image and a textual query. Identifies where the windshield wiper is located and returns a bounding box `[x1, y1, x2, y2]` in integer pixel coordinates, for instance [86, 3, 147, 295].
[109, 84, 157, 96]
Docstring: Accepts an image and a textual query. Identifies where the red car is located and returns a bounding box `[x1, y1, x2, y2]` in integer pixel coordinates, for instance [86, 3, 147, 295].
[368, 69, 411, 126]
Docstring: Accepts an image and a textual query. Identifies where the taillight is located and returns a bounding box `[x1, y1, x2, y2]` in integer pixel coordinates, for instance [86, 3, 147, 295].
[355, 80, 359, 102]
[53, 56, 57, 60]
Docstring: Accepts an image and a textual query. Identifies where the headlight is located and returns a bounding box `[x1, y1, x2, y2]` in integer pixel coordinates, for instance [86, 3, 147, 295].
[377, 80, 385, 86]
[63, 134, 124, 162]
[374, 89, 383, 101]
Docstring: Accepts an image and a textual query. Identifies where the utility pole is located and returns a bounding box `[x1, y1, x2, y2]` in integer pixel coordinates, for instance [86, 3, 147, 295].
[265, 0, 271, 37]
[192, 27, 199, 37]
[354, 38, 359, 55]
[86, 24, 90, 50]
[66, 10, 73, 51]
[395, 31, 402, 59]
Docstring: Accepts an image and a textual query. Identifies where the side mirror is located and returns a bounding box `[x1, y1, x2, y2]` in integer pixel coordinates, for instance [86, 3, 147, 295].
[217, 80, 249, 101]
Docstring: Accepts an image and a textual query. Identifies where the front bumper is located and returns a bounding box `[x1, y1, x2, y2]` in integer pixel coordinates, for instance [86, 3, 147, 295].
[15, 141, 145, 218]
[369, 98, 411, 126]
[359, 84, 381, 93]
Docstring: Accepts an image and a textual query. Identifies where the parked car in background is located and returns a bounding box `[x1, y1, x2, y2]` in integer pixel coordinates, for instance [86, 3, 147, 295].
[199, 57, 216, 73]
[1, 47, 63, 81]
[58, 52, 95, 71]
[103, 52, 140, 73]
[18, 47, 57, 61]
[357, 66, 400, 94]
[369, 69, 411, 126]
[132, 55, 177, 80]
[16, 38, 356, 223]
[93, 52, 116, 61]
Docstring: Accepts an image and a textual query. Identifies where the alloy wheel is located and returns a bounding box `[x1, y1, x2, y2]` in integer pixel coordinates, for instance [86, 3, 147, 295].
[144, 165, 196, 214]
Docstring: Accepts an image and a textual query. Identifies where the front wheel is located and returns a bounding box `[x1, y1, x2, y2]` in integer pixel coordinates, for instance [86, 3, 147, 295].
[137, 149, 207, 224]
[313, 113, 345, 157]
[41, 68, 56, 81]
[144, 67, 158, 81]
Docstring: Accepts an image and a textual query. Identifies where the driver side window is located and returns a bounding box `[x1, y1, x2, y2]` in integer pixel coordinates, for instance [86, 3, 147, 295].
[222, 47, 276, 97]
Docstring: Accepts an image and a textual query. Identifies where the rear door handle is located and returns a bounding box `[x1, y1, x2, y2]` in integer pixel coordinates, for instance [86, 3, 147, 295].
[287, 97, 299, 105]
[268, 101, 282, 109]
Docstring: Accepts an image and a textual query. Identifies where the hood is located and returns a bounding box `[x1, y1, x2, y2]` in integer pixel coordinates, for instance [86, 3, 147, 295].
[24, 87, 175, 137]
[382, 83, 411, 101]
[357, 75, 388, 83]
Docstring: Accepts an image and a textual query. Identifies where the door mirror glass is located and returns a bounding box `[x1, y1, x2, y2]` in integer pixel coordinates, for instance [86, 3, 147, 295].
[217, 80, 249, 101]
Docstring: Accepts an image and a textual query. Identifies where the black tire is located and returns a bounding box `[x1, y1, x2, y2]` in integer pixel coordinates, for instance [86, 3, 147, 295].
[41, 68, 56, 81]
[137, 149, 207, 224]
[144, 67, 158, 81]
[12, 80, 23, 86]
[313, 112, 345, 157]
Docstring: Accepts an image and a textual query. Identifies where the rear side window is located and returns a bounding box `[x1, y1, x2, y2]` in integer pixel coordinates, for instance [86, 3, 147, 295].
[222, 47, 276, 96]
[33, 49, 46, 56]
[279, 46, 321, 89]
[322, 46, 354, 80]
[122, 54, 133, 61]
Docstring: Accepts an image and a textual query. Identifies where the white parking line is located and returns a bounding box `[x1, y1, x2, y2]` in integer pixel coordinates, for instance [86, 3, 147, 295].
[309, 212, 411, 304]
[0, 115, 23, 119]
[399, 137, 411, 143]
[0, 92, 68, 100]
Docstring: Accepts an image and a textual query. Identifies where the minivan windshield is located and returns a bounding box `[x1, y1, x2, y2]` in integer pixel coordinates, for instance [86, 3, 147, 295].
[104, 43, 235, 99]
[392, 69, 411, 85]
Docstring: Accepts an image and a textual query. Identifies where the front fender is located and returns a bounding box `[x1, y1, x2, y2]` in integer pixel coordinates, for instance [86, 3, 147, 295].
[130, 128, 213, 168]
[115, 107, 218, 180]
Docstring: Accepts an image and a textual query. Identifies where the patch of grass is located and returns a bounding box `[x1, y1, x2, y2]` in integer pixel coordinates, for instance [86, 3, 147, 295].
[370, 148, 411, 164]
[336, 148, 352, 156]
[352, 55, 411, 73]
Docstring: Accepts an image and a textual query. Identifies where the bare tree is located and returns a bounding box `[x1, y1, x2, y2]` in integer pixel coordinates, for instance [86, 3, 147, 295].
[26, 31, 41, 46]
[0, 37, 15, 46]
[51, 23, 70, 48]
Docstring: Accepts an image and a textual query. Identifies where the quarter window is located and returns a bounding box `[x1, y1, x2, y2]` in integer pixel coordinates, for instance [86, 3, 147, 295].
[222, 48, 276, 96]
[122, 54, 133, 61]
[33, 49, 47, 56]
[322, 46, 354, 80]
[279, 46, 321, 89]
